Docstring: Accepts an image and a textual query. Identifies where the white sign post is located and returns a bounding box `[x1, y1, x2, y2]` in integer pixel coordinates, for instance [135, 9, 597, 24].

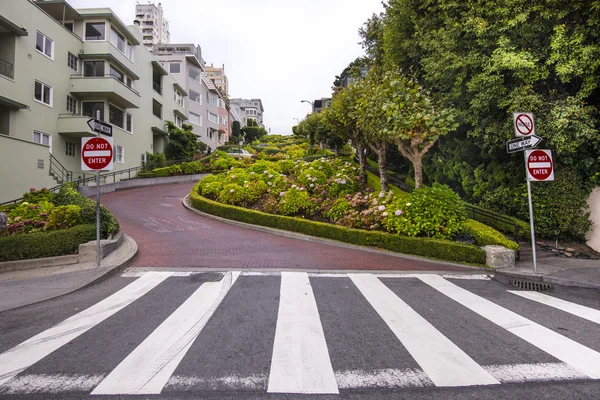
[81, 135, 113, 267]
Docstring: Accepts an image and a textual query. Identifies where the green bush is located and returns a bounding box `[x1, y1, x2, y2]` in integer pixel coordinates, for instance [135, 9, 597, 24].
[9, 201, 54, 221]
[22, 188, 55, 204]
[461, 219, 520, 251]
[47, 205, 82, 230]
[279, 187, 316, 216]
[324, 198, 352, 222]
[384, 184, 466, 239]
[219, 184, 251, 205]
[152, 167, 171, 177]
[0, 224, 97, 262]
[136, 172, 157, 179]
[189, 186, 486, 265]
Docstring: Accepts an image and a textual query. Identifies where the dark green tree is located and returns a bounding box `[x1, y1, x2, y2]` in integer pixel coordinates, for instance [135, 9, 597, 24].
[164, 121, 201, 160]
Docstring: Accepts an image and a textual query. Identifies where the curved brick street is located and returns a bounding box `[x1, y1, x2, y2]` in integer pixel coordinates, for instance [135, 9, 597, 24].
[101, 182, 469, 271]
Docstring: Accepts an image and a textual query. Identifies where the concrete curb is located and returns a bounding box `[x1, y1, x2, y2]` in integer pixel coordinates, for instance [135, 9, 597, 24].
[182, 195, 487, 271]
[493, 270, 600, 291]
[78, 174, 206, 197]
[0, 234, 138, 314]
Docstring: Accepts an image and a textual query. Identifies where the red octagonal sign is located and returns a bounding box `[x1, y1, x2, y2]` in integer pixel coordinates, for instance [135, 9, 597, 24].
[526, 149, 554, 182]
[81, 137, 113, 171]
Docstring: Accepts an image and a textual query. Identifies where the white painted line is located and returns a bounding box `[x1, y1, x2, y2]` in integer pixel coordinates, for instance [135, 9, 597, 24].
[349, 274, 499, 387]
[92, 271, 240, 395]
[417, 274, 600, 379]
[0, 272, 170, 387]
[267, 272, 339, 394]
[0, 374, 104, 394]
[508, 291, 600, 325]
[484, 363, 588, 383]
[83, 150, 111, 157]
[529, 162, 552, 169]
[166, 374, 267, 390]
[335, 368, 433, 389]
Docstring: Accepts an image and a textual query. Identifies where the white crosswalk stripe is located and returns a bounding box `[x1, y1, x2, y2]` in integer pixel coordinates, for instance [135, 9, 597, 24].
[0, 271, 598, 396]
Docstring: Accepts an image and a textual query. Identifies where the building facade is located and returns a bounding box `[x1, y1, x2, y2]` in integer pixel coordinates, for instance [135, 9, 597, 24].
[152, 43, 229, 150]
[203, 63, 228, 96]
[229, 98, 264, 128]
[0, 0, 184, 203]
[134, 1, 169, 50]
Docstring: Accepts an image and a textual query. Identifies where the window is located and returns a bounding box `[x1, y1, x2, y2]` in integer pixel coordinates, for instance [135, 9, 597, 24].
[189, 112, 201, 126]
[208, 129, 213, 140]
[35, 31, 53, 59]
[152, 99, 162, 119]
[141, 153, 147, 163]
[188, 67, 200, 81]
[67, 52, 78, 72]
[83, 61, 105, 77]
[82, 101, 104, 120]
[208, 93, 218, 106]
[159, 61, 166, 68]
[66, 141, 76, 157]
[126, 113, 132, 132]
[85, 22, 105, 40]
[63, 22, 74, 32]
[34, 80, 52, 106]
[189, 89, 202, 104]
[115, 145, 124, 163]
[110, 65, 124, 82]
[174, 90, 184, 107]
[110, 27, 126, 53]
[33, 131, 52, 152]
[169, 62, 181, 74]
[215, 79, 222, 85]
[208, 112, 218, 124]
[218, 115, 225, 124]
[126, 44, 134, 61]
[67, 95, 77, 113]
[175, 114, 183, 127]
[109, 104, 124, 128]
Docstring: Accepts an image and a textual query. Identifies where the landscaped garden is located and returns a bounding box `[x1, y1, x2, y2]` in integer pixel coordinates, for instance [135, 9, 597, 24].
[0, 184, 119, 262]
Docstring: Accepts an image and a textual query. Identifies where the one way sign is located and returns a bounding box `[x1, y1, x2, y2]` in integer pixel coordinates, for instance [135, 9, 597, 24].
[87, 118, 113, 137]
[506, 135, 542, 154]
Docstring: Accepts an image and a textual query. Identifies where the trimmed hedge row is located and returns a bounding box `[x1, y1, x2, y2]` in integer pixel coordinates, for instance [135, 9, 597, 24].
[462, 219, 520, 251]
[0, 224, 97, 262]
[189, 185, 486, 265]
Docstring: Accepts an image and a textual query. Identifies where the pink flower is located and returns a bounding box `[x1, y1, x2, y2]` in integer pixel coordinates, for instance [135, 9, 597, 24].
[378, 205, 386, 211]
[395, 210, 403, 216]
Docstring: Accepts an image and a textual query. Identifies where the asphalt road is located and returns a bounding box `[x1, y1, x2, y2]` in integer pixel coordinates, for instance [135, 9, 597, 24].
[1, 270, 599, 399]
[100, 182, 468, 271]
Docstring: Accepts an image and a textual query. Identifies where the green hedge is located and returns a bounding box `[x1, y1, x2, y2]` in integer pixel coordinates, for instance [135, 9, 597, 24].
[189, 185, 486, 265]
[152, 167, 171, 177]
[0, 224, 97, 262]
[462, 219, 520, 251]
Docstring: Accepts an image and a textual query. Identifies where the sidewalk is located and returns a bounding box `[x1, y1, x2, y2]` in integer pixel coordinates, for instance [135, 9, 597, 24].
[0, 234, 137, 313]
[495, 242, 600, 290]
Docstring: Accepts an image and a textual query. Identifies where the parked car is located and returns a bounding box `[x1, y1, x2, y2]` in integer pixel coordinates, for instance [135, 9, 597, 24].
[226, 148, 255, 159]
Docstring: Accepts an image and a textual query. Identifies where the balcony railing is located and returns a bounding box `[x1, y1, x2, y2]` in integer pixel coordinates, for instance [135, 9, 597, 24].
[153, 81, 162, 95]
[71, 74, 140, 96]
[0, 58, 14, 79]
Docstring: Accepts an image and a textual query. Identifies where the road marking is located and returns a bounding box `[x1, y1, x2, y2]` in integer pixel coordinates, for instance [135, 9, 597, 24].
[0, 374, 104, 394]
[166, 374, 267, 390]
[417, 274, 600, 379]
[335, 368, 433, 389]
[267, 272, 338, 394]
[484, 362, 588, 383]
[349, 274, 499, 387]
[0, 272, 170, 387]
[508, 291, 600, 325]
[91, 271, 240, 395]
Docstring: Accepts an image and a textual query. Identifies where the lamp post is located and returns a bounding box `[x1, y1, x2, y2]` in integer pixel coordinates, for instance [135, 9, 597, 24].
[301, 100, 314, 108]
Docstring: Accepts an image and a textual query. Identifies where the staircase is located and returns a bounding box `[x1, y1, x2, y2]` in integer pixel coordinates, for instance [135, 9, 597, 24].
[49, 154, 72, 185]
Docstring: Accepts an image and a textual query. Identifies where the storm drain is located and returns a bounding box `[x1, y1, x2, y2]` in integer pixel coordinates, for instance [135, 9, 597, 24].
[509, 279, 554, 292]
[188, 272, 224, 283]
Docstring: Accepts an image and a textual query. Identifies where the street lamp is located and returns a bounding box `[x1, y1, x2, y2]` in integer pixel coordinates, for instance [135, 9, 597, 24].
[301, 100, 313, 107]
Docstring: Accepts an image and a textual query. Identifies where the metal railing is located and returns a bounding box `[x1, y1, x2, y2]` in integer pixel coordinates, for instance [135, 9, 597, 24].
[358, 156, 525, 259]
[49, 153, 72, 184]
[0, 58, 14, 79]
[70, 74, 141, 96]
[152, 81, 162, 95]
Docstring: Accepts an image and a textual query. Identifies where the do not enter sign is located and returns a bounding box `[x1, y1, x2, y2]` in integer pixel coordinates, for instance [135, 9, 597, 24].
[81, 137, 113, 171]
[526, 149, 554, 181]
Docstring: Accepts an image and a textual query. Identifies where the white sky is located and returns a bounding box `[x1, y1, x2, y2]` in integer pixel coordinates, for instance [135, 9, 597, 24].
[69, 0, 384, 134]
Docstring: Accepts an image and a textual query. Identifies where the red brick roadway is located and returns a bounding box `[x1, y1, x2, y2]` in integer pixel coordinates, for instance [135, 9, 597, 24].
[101, 182, 469, 271]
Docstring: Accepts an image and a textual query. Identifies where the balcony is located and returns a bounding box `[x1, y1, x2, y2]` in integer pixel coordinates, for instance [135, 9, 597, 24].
[0, 58, 14, 79]
[57, 113, 99, 138]
[70, 75, 140, 109]
[81, 41, 137, 79]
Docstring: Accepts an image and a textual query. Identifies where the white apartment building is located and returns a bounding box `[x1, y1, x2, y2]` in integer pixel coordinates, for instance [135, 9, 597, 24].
[0, 0, 186, 203]
[152, 43, 229, 150]
[229, 98, 264, 128]
[134, 1, 169, 50]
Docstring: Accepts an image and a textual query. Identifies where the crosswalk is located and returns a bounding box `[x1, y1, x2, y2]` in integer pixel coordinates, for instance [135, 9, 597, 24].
[0, 271, 598, 395]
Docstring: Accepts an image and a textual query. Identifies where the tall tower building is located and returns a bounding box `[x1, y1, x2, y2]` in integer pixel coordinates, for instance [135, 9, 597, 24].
[204, 64, 229, 96]
[134, 2, 170, 50]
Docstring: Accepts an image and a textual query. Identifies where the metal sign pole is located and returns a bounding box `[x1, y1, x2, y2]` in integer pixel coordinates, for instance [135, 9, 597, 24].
[95, 110, 101, 267]
[524, 152, 537, 272]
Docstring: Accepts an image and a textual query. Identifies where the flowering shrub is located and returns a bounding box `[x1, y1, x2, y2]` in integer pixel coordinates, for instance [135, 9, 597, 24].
[324, 198, 351, 222]
[383, 184, 466, 239]
[279, 187, 316, 216]
[243, 179, 268, 203]
[297, 169, 327, 191]
[46, 205, 82, 230]
[219, 184, 249, 205]
[22, 188, 55, 204]
[9, 201, 54, 222]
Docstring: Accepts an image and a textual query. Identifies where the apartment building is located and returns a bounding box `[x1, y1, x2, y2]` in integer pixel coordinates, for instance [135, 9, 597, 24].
[0, 0, 184, 203]
[229, 98, 264, 128]
[152, 43, 229, 149]
[203, 63, 228, 96]
[134, 1, 169, 50]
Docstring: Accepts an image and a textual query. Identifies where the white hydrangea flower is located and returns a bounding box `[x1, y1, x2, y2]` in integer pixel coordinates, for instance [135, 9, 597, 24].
[231, 175, 236, 179]
[379, 205, 386, 211]
[292, 184, 297, 189]
[395, 210, 403, 216]
[250, 172, 255, 175]
[280, 192, 286, 197]
[263, 170, 268, 174]
[268, 182, 273, 186]
[406, 203, 412, 206]
[382, 212, 388, 217]
[379, 192, 385, 198]
[230, 189, 234, 193]
[268, 174, 273, 178]
[310, 183, 314, 188]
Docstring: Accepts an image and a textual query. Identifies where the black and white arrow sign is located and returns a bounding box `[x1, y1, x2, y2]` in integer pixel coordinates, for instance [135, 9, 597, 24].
[506, 135, 542, 154]
[87, 118, 113, 137]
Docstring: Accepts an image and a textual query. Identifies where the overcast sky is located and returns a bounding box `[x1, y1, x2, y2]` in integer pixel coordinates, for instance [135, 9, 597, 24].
[69, 0, 384, 134]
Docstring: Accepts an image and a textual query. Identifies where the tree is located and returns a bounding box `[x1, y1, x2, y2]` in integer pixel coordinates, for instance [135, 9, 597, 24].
[358, 69, 457, 189]
[231, 121, 242, 142]
[242, 122, 267, 144]
[324, 84, 368, 185]
[164, 121, 202, 160]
